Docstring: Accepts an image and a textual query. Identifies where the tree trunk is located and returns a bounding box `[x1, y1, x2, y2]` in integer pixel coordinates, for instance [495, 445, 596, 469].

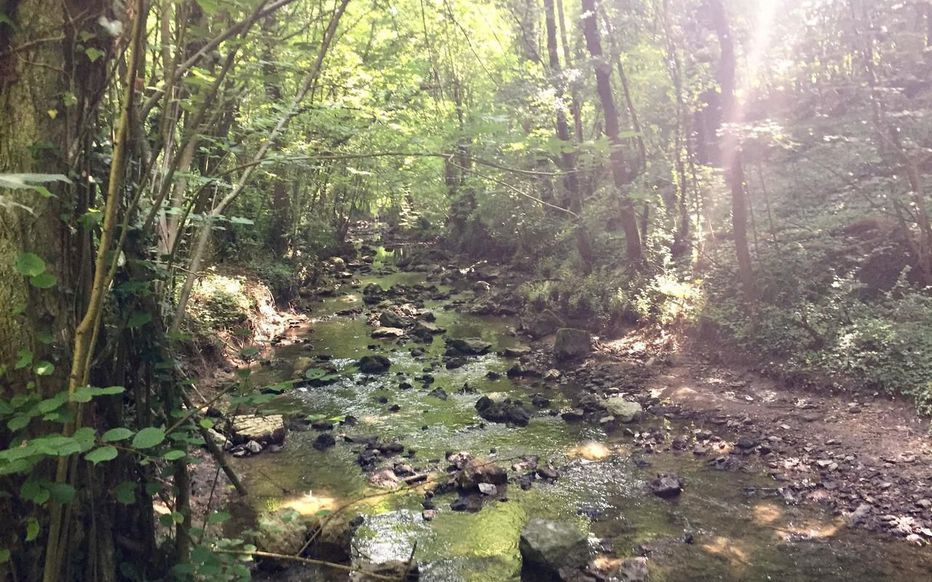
[544, 0, 593, 271]
[579, 0, 643, 262]
[707, 0, 756, 299]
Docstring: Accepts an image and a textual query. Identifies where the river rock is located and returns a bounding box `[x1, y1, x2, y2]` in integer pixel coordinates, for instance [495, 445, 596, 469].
[519, 518, 590, 579]
[372, 326, 405, 339]
[230, 414, 285, 445]
[502, 346, 531, 358]
[414, 320, 445, 335]
[379, 310, 410, 328]
[358, 354, 391, 374]
[307, 511, 359, 563]
[313, 433, 336, 450]
[650, 474, 683, 499]
[362, 283, 385, 304]
[601, 397, 642, 423]
[523, 310, 565, 339]
[255, 509, 308, 555]
[455, 458, 508, 490]
[445, 337, 492, 356]
[553, 328, 592, 361]
[475, 395, 531, 426]
[427, 387, 448, 400]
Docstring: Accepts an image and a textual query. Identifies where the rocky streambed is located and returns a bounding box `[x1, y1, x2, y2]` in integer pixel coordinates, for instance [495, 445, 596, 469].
[212, 244, 932, 581]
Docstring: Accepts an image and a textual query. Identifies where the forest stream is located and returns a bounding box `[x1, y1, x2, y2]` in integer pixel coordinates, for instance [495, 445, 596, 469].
[220, 245, 932, 582]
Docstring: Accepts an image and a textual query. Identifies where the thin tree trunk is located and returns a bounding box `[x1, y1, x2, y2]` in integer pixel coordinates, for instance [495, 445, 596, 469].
[708, 0, 756, 299]
[579, 0, 642, 262]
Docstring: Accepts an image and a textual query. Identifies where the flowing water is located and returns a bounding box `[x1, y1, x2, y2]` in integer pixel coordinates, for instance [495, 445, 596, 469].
[230, 259, 932, 581]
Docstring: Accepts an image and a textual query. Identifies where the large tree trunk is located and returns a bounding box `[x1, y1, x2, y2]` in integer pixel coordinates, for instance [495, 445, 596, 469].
[0, 0, 117, 579]
[579, 0, 643, 263]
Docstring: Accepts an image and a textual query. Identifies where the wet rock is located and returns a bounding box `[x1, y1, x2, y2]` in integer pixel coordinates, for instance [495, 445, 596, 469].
[450, 496, 482, 512]
[543, 368, 562, 381]
[427, 387, 449, 400]
[372, 326, 405, 339]
[307, 511, 361, 563]
[379, 310, 410, 328]
[473, 280, 492, 294]
[502, 346, 531, 358]
[312, 420, 334, 431]
[553, 328, 592, 361]
[313, 433, 336, 450]
[735, 436, 758, 450]
[650, 474, 683, 499]
[519, 519, 589, 579]
[531, 394, 551, 408]
[455, 458, 508, 490]
[245, 440, 263, 454]
[478, 483, 498, 496]
[601, 397, 642, 423]
[561, 408, 586, 422]
[369, 468, 401, 489]
[537, 465, 560, 481]
[475, 395, 531, 426]
[422, 509, 437, 521]
[230, 414, 286, 445]
[358, 354, 391, 374]
[618, 557, 649, 581]
[255, 509, 309, 556]
[445, 357, 467, 369]
[445, 337, 492, 356]
[523, 311, 565, 339]
[362, 283, 385, 304]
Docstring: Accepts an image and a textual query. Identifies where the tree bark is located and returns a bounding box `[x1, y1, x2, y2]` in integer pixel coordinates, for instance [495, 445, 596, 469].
[707, 0, 756, 299]
[579, 0, 643, 262]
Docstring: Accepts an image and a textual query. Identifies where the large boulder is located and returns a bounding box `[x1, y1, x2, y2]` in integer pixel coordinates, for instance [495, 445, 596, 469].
[519, 518, 590, 580]
[255, 509, 308, 555]
[553, 328, 592, 361]
[601, 397, 642, 423]
[358, 354, 391, 374]
[523, 310, 564, 339]
[230, 415, 285, 445]
[445, 337, 492, 356]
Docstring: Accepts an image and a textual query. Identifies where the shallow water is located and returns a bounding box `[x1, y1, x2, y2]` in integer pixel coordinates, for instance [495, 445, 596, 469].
[233, 265, 932, 581]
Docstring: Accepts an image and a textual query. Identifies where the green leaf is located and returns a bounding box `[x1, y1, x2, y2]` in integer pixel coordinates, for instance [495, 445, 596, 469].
[20, 480, 44, 503]
[85, 446, 118, 464]
[25, 518, 39, 542]
[14, 349, 33, 370]
[113, 481, 136, 504]
[131, 427, 165, 449]
[8, 415, 29, 432]
[14, 253, 45, 277]
[198, 418, 215, 430]
[0, 548, 9, 564]
[158, 513, 175, 527]
[102, 427, 134, 442]
[30, 272, 57, 289]
[34, 361, 54, 376]
[162, 449, 186, 461]
[207, 511, 230, 524]
[84, 47, 105, 62]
